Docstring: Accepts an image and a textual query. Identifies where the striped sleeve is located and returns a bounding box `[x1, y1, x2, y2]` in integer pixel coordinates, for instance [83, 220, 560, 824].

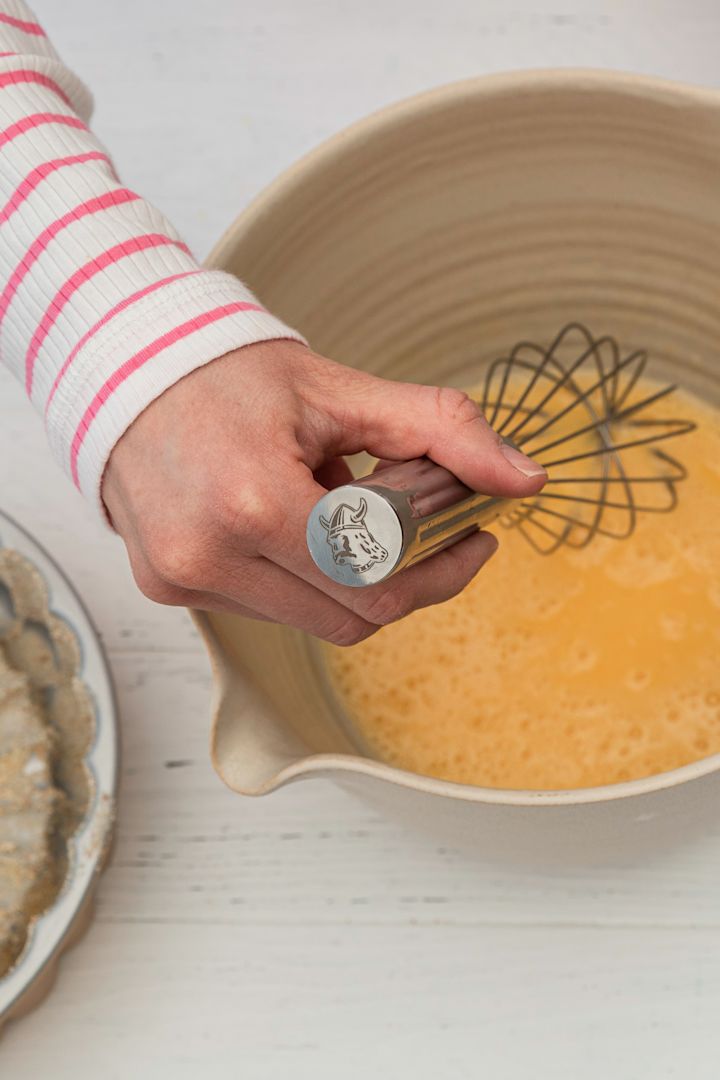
[0, 1, 306, 513]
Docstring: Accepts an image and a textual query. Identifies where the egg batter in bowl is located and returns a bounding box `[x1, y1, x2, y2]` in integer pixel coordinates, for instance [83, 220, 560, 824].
[323, 385, 720, 791]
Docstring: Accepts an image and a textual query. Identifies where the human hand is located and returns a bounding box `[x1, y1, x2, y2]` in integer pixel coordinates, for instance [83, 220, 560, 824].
[102, 341, 546, 645]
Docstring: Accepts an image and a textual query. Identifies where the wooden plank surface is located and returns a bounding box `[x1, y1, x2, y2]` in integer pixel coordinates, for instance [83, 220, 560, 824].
[2, 1, 720, 1076]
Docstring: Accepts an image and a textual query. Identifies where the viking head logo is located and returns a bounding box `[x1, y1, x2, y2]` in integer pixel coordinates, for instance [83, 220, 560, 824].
[319, 498, 389, 573]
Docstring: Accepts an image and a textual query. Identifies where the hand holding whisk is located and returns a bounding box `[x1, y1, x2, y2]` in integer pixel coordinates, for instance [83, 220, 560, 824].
[307, 324, 697, 587]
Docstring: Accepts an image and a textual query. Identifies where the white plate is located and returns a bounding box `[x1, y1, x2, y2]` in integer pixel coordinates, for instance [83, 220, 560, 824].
[0, 509, 119, 1028]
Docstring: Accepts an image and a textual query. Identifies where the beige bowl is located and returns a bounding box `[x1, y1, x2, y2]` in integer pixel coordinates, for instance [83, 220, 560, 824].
[199, 70, 720, 860]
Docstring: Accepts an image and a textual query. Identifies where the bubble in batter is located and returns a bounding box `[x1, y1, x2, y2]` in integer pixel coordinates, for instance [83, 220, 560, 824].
[322, 385, 720, 790]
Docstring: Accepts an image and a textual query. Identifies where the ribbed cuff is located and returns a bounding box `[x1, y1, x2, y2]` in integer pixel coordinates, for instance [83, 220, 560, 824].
[54, 271, 308, 519]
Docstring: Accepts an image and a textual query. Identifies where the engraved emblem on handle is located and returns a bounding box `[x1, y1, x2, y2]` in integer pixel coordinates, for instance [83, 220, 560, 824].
[318, 497, 389, 574]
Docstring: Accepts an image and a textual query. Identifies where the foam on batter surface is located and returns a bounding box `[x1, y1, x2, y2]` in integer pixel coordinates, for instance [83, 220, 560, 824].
[323, 385, 720, 790]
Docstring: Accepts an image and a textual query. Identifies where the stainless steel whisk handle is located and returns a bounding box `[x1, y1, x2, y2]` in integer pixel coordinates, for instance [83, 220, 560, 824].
[306, 457, 510, 588]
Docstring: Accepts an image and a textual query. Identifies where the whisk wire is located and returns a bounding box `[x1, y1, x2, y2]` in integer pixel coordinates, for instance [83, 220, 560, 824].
[540, 421, 696, 471]
[493, 324, 616, 441]
[510, 347, 655, 451]
[479, 324, 697, 554]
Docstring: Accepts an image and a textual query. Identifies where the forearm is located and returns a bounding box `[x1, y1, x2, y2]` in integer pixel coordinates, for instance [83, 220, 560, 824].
[0, 1, 304, 512]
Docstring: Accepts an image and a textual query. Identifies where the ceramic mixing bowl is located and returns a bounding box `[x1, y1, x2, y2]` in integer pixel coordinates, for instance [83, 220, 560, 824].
[196, 70, 720, 860]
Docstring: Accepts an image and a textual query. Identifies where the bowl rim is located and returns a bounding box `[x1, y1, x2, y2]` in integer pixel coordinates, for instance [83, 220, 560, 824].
[202, 67, 720, 809]
[207, 67, 720, 274]
[195, 611, 720, 809]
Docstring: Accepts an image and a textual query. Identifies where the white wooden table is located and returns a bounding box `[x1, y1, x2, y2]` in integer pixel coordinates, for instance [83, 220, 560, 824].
[2, 2, 720, 1076]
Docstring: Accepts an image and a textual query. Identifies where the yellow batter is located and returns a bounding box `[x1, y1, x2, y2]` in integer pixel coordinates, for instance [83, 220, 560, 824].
[323, 385, 720, 790]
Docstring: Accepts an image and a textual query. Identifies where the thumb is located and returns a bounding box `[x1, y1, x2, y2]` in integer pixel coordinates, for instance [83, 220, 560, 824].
[326, 370, 547, 498]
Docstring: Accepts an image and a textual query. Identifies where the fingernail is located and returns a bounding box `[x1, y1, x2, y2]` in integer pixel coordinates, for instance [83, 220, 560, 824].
[499, 442, 547, 478]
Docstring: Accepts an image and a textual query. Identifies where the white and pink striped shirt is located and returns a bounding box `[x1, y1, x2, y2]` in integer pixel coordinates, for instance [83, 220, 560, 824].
[0, 1, 304, 512]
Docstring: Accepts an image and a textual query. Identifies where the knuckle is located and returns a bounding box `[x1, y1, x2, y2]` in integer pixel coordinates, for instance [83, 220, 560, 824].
[218, 482, 282, 549]
[356, 584, 413, 627]
[131, 563, 186, 606]
[431, 385, 482, 426]
[144, 533, 203, 589]
[323, 615, 377, 647]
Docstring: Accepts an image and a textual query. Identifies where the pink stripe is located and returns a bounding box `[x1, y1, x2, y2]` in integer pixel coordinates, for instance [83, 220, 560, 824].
[0, 13, 45, 35]
[0, 70, 72, 107]
[0, 112, 86, 150]
[26, 233, 190, 395]
[0, 152, 114, 224]
[0, 188, 139, 329]
[45, 269, 203, 417]
[70, 301, 265, 486]
[0, 51, 17, 57]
